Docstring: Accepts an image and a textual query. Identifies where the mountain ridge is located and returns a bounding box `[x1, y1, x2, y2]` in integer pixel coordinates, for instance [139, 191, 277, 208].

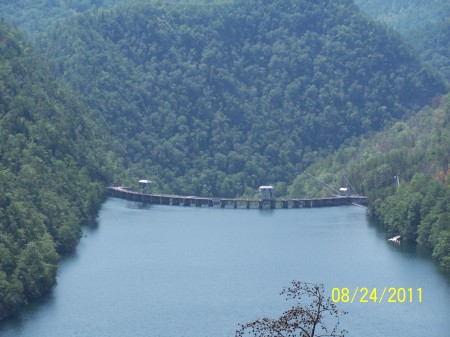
[0, 0, 448, 320]
[37, 0, 445, 196]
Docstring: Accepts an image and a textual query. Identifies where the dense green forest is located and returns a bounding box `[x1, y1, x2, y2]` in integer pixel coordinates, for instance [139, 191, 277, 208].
[35, 0, 444, 197]
[0, 23, 117, 320]
[0, 0, 448, 320]
[354, 0, 450, 80]
[289, 94, 450, 271]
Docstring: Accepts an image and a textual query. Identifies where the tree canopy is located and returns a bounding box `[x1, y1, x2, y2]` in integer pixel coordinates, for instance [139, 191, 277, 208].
[289, 93, 450, 272]
[354, 0, 450, 81]
[0, 0, 448, 320]
[0, 23, 117, 320]
[34, 0, 445, 196]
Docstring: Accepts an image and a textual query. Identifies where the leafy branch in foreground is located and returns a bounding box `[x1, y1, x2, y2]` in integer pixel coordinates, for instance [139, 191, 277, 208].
[236, 281, 347, 337]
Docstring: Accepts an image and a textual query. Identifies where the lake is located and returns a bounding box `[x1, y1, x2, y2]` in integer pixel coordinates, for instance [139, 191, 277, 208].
[1, 198, 449, 337]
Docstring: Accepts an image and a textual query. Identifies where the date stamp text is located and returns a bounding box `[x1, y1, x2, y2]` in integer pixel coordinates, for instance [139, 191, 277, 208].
[331, 287, 423, 304]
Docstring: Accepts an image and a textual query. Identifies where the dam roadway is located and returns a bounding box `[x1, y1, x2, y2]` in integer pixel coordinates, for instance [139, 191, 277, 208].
[107, 186, 368, 209]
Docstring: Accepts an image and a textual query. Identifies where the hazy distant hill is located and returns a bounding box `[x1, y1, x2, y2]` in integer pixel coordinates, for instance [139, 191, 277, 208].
[0, 0, 123, 34]
[36, 0, 445, 196]
[0, 0, 228, 34]
[355, 0, 450, 80]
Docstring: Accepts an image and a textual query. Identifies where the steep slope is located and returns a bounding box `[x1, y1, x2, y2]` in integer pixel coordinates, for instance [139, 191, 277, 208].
[289, 93, 450, 271]
[0, 23, 116, 320]
[39, 0, 445, 196]
[354, 0, 450, 81]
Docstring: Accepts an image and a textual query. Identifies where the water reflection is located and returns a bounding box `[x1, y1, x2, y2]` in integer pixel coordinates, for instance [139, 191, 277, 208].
[125, 200, 153, 210]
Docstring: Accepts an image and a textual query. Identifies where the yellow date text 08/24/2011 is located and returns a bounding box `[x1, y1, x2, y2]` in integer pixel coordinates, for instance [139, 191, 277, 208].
[331, 287, 423, 304]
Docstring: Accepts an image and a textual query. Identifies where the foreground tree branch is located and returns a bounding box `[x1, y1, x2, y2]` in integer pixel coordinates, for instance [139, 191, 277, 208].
[236, 281, 347, 337]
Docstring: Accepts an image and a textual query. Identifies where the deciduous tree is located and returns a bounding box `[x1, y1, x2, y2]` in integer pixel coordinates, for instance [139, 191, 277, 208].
[236, 281, 347, 337]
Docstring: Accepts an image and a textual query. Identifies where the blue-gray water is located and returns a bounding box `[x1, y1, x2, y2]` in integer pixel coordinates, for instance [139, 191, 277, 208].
[1, 198, 449, 337]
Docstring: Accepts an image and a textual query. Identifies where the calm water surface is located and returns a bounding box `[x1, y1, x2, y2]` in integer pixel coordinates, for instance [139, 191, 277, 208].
[1, 198, 449, 337]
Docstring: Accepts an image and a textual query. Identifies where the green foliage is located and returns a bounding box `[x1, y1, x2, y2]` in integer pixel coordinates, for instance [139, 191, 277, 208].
[15, 236, 59, 300]
[0, 272, 24, 320]
[355, 0, 450, 81]
[290, 94, 450, 272]
[0, 23, 117, 320]
[0, 0, 448, 319]
[377, 174, 449, 271]
[33, 0, 444, 196]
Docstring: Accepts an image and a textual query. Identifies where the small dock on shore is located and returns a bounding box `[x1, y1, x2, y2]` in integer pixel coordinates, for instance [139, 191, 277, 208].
[107, 186, 368, 209]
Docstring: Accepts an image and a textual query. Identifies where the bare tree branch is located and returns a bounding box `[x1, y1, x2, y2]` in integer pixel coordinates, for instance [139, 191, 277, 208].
[236, 281, 347, 337]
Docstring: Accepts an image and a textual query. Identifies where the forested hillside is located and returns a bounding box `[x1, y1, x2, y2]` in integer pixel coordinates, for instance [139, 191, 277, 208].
[36, 0, 444, 197]
[0, 23, 116, 320]
[289, 94, 450, 272]
[0, 0, 448, 319]
[354, 0, 450, 80]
